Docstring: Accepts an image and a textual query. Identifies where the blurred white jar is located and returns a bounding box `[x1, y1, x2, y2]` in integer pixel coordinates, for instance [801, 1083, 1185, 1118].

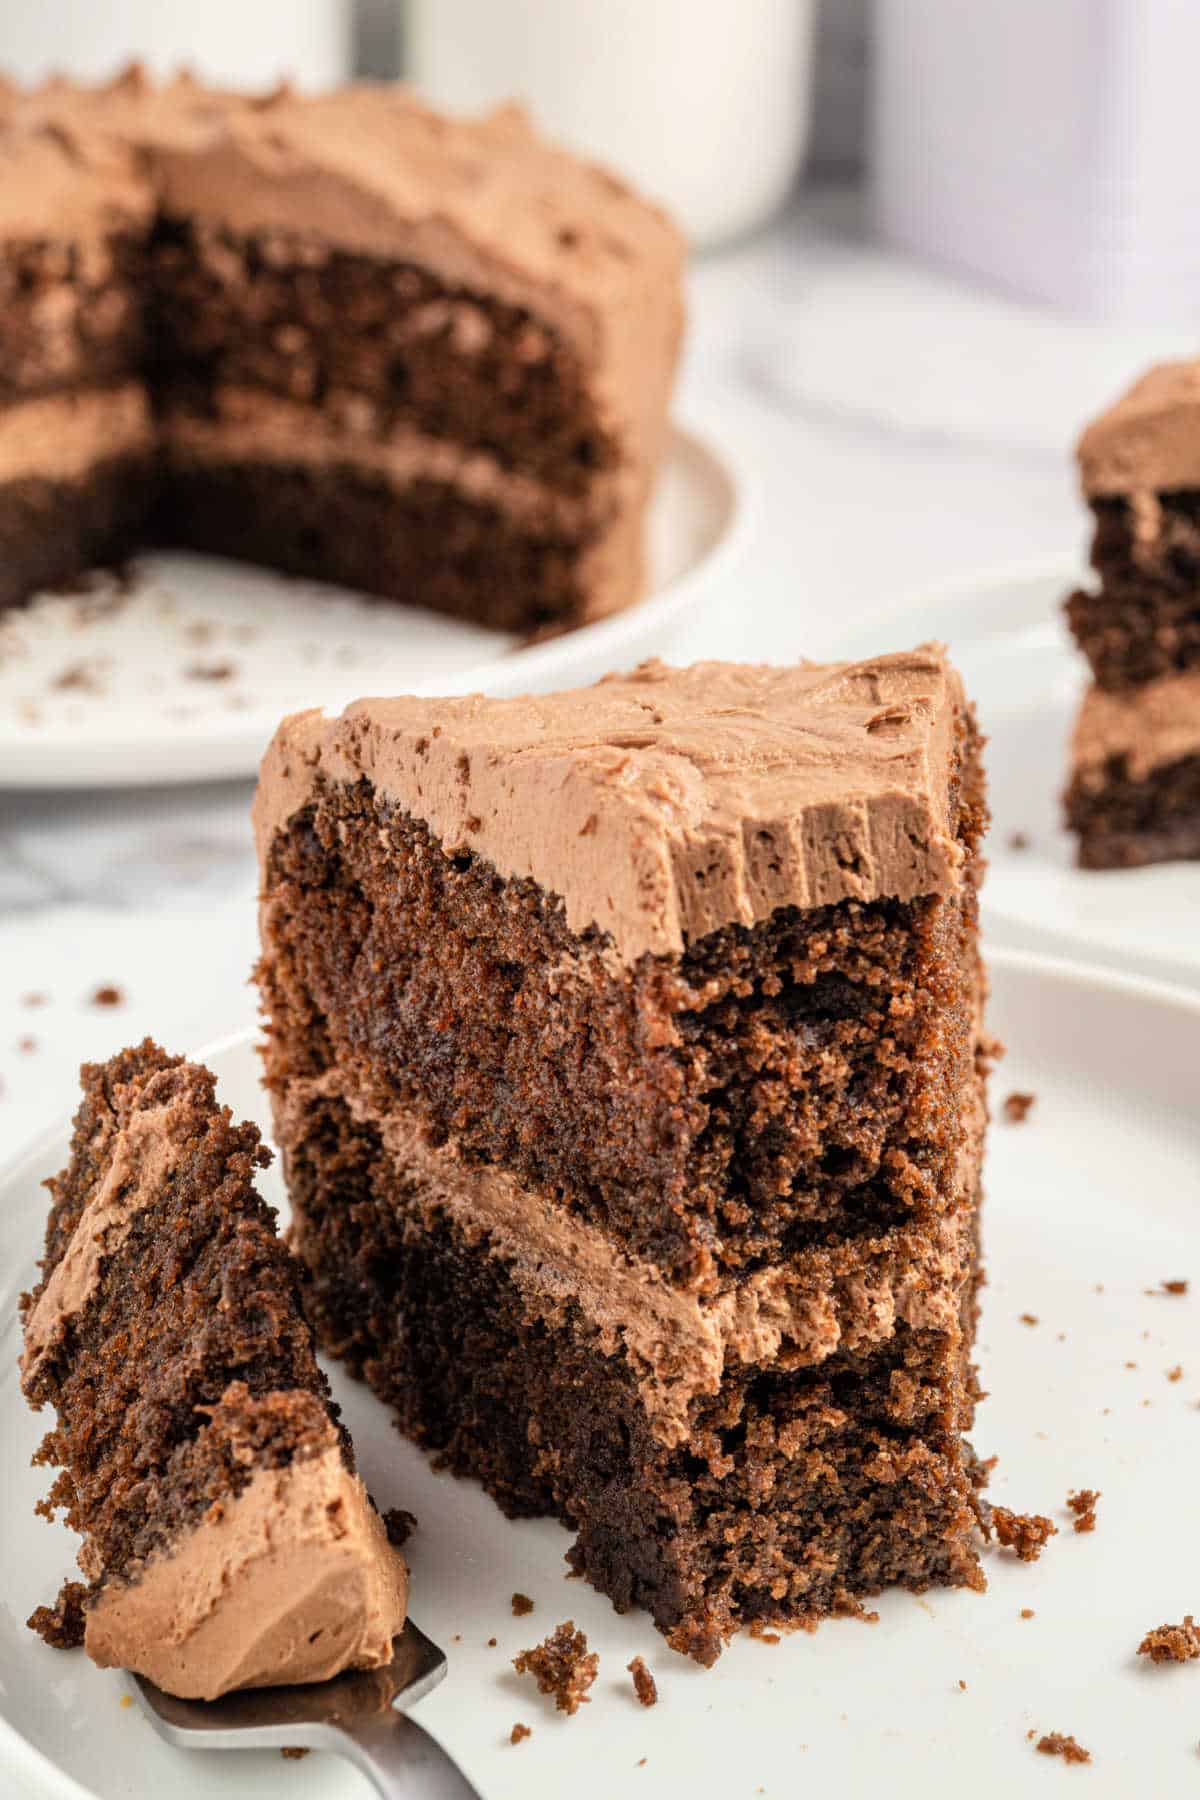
[0, 0, 350, 89]
[405, 0, 816, 248]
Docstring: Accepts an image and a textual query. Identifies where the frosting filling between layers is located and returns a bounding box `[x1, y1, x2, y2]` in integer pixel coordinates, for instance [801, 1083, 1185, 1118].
[23, 1094, 185, 1386]
[253, 648, 968, 965]
[163, 387, 605, 534]
[0, 383, 152, 485]
[1071, 670, 1200, 782]
[85, 1429, 408, 1700]
[278, 1063, 983, 1448]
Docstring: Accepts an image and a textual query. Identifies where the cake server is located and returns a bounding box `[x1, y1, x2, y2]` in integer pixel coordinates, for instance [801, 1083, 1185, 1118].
[131, 1617, 481, 1798]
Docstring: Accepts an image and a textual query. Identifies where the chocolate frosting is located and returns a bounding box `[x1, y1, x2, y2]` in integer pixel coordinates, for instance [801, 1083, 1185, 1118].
[1078, 359, 1200, 497]
[85, 1423, 408, 1700]
[1071, 669, 1200, 782]
[254, 648, 968, 964]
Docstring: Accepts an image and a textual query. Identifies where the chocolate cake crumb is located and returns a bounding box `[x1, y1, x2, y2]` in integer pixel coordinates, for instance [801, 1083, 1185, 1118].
[27, 1580, 87, 1649]
[510, 1723, 531, 1746]
[991, 1506, 1057, 1562]
[18, 1035, 36, 1054]
[185, 660, 236, 682]
[1167, 1365, 1184, 1382]
[51, 661, 105, 694]
[511, 1592, 534, 1616]
[957, 1678, 967, 1691]
[89, 984, 123, 1008]
[1066, 1489, 1099, 1533]
[280, 1747, 309, 1760]
[1137, 1616, 1200, 1664]
[487, 1637, 497, 1648]
[1020, 1608, 1035, 1620]
[1008, 831, 1031, 851]
[513, 1621, 598, 1715]
[1003, 1091, 1036, 1124]
[628, 1656, 657, 1707]
[1155, 1279, 1189, 1296]
[1019, 1312, 1039, 1326]
[1036, 1732, 1091, 1764]
[21, 992, 47, 1008]
[383, 1506, 417, 1548]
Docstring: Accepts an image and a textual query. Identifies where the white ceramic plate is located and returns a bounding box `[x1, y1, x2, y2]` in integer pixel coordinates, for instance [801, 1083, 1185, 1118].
[0, 425, 743, 790]
[2, 948, 1198, 1799]
[841, 559, 1200, 992]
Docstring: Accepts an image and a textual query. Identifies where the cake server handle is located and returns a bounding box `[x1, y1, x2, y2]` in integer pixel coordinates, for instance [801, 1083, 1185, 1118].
[329, 1710, 483, 1799]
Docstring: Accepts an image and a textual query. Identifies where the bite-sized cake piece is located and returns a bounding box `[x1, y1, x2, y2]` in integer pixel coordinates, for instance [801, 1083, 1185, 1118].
[1064, 670, 1200, 869]
[20, 1041, 408, 1700]
[150, 85, 684, 629]
[1067, 360, 1200, 691]
[255, 649, 991, 1661]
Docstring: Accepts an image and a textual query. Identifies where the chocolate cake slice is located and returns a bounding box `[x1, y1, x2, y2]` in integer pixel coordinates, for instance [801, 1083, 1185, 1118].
[19, 1040, 408, 1700]
[0, 71, 683, 630]
[254, 648, 991, 1663]
[1064, 670, 1200, 868]
[1067, 360, 1200, 692]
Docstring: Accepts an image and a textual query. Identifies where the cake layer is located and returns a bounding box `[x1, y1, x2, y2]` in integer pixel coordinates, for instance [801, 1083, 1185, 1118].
[256, 664, 984, 1285]
[1067, 493, 1200, 690]
[274, 1072, 983, 1444]
[152, 217, 619, 495]
[0, 455, 152, 613]
[0, 232, 147, 401]
[278, 1087, 984, 1664]
[156, 455, 615, 632]
[20, 1042, 408, 1695]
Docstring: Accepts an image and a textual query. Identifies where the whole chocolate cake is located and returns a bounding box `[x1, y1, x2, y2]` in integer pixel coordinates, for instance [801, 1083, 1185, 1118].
[0, 69, 684, 629]
[1065, 360, 1200, 866]
[20, 1041, 409, 1700]
[254, 648, 991, 1663]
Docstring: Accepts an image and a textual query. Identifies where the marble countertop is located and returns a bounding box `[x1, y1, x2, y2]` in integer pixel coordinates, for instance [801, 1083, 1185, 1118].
[1, 184, 1188, 1156]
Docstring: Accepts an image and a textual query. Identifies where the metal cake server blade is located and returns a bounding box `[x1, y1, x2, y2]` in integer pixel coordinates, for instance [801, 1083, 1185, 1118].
[131, 1618, 481, 1798]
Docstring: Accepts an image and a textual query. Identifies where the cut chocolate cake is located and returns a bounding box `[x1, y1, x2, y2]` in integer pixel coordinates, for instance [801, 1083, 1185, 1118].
[0, 70, 683, 631]
[254, 648, 991, 1664]
[20, 1040, 408, 1700]
[1064, 361, 1200, 867]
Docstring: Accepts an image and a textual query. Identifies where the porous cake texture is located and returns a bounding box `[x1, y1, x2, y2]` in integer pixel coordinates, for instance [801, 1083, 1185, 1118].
[0, 68, 683, 628]
[1065, 361, 1200, 866]
[19, 1041, 408, 1700]
[255, 649, 992, 1663]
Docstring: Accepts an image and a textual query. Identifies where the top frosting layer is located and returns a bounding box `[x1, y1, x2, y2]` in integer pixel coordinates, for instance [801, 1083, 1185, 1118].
[1078, 359, 1200, 497]
[254, 648, 969, 963]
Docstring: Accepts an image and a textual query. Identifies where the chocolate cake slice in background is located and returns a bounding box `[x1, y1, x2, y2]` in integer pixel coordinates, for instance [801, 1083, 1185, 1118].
[254, 648, 991, 1663]
[0, 70, 684, 631]
[20, 1040, 408, 1701]
[1063, 361, 1200, 868]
